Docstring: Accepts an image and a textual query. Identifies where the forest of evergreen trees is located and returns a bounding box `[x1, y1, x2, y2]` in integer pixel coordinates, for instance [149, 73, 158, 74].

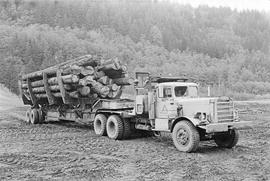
[0, 0, 270, 99]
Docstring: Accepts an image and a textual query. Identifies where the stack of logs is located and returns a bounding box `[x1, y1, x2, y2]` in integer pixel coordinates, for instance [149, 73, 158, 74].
[21, 55, 134, 101]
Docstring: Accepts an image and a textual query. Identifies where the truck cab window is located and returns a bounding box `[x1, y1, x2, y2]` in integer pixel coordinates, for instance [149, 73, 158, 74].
[163, 87, 172, 98]
[189, 86, 198, 97]
[174, 86, 187, 97]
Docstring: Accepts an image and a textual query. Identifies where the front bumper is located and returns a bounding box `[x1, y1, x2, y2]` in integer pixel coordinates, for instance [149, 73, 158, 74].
[199, 121, 252, 133]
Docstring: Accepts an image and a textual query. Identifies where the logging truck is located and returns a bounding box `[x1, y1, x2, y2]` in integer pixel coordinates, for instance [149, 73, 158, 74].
[19, 55, 251, 152]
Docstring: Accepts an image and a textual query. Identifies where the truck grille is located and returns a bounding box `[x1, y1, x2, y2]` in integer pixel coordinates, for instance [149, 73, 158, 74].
[217, 98, 234, 122]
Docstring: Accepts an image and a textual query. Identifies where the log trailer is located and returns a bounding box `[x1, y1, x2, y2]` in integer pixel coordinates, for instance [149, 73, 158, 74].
[19, 56, 251, 152]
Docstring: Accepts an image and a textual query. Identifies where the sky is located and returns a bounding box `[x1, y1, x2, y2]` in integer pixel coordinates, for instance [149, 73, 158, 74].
[175, 0, 270, 12]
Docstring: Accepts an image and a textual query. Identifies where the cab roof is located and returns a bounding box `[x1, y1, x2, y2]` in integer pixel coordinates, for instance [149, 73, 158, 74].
[151, 77, 188, 83]
[157, 82, 198, 87]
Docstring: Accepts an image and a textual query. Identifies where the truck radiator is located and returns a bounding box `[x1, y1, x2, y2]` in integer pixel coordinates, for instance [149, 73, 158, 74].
[216, 98, 234, 122]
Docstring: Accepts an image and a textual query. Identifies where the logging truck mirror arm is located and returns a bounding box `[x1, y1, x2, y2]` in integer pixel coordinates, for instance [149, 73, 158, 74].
[133, 79, 139, 87]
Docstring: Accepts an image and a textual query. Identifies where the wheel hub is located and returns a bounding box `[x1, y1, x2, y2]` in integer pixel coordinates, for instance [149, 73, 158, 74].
[96, 120, 102, 130]
[108, 121, 116, 136]
[177, 129, 189, 145]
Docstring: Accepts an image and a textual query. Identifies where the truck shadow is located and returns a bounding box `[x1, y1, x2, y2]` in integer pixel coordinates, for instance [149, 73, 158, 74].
[46, 120, 93, 130]
[43, 120, 158, 139]
[197, 143, 226, 153]
[40, 121, 250, 154]
[152, 135, 246, 154]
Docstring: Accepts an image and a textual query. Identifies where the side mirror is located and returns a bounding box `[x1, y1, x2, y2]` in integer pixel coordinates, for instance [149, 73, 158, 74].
[134, 79, 139, 87]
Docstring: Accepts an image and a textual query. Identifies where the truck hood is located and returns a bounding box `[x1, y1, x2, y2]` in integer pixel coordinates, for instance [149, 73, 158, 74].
[173, 97, 218, 119]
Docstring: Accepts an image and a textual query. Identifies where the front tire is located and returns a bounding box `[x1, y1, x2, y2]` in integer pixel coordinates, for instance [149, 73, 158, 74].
[94, 114, 107, 136]
[214, 129, 239, 148]
[106, 115, 124, 140]
[172, 120, 200, 152]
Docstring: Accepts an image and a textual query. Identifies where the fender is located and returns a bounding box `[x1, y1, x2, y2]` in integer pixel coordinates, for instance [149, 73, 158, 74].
[96, 109, 133, 118]
[170, 116, 201, 132]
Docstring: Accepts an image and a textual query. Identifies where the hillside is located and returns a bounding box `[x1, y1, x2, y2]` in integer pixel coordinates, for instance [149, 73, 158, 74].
[0, 0, 269, 99]
[0, 84, 23, 111]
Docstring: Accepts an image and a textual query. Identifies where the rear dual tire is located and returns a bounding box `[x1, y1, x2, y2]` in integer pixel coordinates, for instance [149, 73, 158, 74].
[26, 108, 45, 124]
[106, 115, 124, 140]
[94, 114, 107, 136]
[30, 109, 39, 124]
[25, 109, 31, 123]
[94, 114, 131, 140]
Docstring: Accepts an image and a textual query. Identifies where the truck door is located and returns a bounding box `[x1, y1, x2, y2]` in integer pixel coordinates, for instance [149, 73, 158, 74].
[156, 86, 178, 119]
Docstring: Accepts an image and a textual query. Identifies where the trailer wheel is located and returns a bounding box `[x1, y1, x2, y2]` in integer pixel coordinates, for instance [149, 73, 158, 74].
[122, 119, 131, 139]
[106, 115, 124, 140]
[94, 114, 107, 136]
[25, 109, 31, 123]
[37, 109, 45, 123]
[172, 120, 200, 152]
[30, 109, 39, 124]
[214, 129, 239, 148]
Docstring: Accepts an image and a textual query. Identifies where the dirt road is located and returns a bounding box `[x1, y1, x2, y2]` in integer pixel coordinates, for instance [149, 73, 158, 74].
[0, 103, 269, 180]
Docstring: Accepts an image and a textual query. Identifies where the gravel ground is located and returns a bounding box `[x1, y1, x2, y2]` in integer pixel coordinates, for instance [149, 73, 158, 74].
[0, 104, 269, 181]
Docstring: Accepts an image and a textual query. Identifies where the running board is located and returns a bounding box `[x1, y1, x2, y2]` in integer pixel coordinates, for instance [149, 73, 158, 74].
[135, 124, 152, 131]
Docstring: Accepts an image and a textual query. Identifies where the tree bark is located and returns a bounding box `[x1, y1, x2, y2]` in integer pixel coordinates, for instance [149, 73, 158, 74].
[98, 60, 121, 71]
[93, 71, 105, 79]
[62, 64, 82, 75]
[48, 74, 79, 84]
[31, 80, 44, 87]
[78, 86, 91, 96]
[98, 76, 110, 85]
[21, 55, 129, 101]
[35, 92, 62, 98]
[112, 87, 122, 99]
[32, 87, 46, 93]
[50, 84, 72, 91]
[69, 91, 79, 99]
[107, 83, 119, 91]
[89, 80, 110, 97]
[113, 77, 134, 85]
[81, 66, 94, 76]
[88, 93, 98, 99]
[23, 83, 72, 90]
[79, 75, 94, 86]
[121, 65, 127, 72]
[108, 90, 114, 98]
[103, 69, 126, 79]
[22, 55, 93, 80]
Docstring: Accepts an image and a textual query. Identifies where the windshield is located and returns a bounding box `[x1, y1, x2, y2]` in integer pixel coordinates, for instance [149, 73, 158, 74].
[174, 86, 198, 97]
[189, 86, 198, 97]
[174, 86, 187, 97]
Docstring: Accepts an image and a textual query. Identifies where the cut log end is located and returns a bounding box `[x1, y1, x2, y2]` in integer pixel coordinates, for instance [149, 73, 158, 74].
[79, 86, 91, 96]
[81, 66, 94, 76]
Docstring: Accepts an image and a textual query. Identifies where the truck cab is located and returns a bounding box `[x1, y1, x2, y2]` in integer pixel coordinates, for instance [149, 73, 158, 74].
[133, 72, 251, 152]
[155, 82, 199, 119]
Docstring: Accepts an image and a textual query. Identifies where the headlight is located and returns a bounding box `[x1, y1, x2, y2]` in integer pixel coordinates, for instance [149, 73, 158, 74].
[194, 112, 207, 120]
[234, 110, 239, 121]
[136, 104, 143, 114]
